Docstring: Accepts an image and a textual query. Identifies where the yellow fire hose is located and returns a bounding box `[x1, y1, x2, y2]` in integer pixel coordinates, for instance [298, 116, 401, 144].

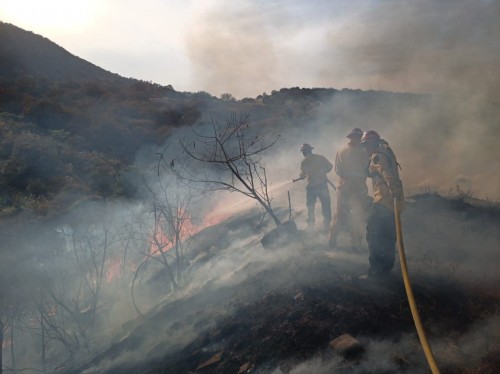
[394, 198, 441, 374]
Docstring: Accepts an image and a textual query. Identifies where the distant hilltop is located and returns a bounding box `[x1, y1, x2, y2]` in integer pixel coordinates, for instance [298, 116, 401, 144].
[0, 21, 121, 82]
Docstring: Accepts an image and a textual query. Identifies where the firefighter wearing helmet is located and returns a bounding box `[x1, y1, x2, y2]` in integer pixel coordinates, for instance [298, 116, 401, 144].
[329, 128, 370, 249]
[294, 143, 333, 230]
[361, 130, 404, 277]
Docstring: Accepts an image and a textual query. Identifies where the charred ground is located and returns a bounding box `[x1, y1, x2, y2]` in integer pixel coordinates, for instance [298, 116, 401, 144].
[66, 194, 500, 374]
[1, 23, 499, 374]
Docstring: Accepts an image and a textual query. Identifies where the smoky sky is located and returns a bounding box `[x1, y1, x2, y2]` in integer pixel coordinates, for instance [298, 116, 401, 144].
[185, 1, 500, 99]
[183, 1, 500, 199]
[2, 2, 500, 369]
[120, 0, 499, 199]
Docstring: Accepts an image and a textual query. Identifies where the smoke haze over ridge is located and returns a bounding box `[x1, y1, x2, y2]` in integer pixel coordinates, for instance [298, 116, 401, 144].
[182, 0, 500, 199]
[186, 0, 500, 98]
[3, 1, 499, 99]
[1, 2, 500, 372]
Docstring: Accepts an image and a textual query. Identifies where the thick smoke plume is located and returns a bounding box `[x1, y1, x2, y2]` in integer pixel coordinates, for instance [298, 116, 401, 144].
[1, 2, 499, 371]
[186, 1, 500, 98]
[185, 0, 500, 199]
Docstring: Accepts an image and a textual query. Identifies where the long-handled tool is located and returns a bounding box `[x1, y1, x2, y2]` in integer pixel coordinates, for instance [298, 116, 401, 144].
[326, 178, 337, 191]
[394, 197, 440, 374]
[292, 177, 337, 191]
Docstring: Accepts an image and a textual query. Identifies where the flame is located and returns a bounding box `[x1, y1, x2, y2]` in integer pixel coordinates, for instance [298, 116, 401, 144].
[149, 225, 171, 256]
[146, 207, 235, 258]
[148, 209, 199, 257]
[101, 203, 247, 284]
[106, 255, 123, 283]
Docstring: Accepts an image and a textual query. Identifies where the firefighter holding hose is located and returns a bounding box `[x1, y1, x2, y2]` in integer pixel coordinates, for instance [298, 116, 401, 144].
[293, 143, 333, 231]
[361, 131, 404, 278]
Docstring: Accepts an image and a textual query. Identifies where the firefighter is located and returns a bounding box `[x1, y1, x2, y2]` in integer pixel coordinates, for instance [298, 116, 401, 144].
[294, 143, 333, 231]
[329, 128, 370, 249]
[361, 130, 404, 277]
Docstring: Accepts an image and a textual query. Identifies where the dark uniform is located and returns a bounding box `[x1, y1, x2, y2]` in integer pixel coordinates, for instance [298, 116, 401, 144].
[298, 146, 333, 230]
[365, 138, 404, 276]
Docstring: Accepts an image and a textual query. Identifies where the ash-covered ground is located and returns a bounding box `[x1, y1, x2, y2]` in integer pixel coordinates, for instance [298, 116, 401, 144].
[64, 194, 500, 374]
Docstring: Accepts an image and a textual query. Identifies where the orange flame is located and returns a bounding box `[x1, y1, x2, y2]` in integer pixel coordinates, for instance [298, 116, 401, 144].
[105, 207, 234, 282]
[148, 209, 199, 256]
[106, 255, 123, 283]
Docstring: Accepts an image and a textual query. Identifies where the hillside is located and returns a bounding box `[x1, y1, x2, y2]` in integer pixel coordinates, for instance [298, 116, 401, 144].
[0, 23, 429, 221]
[61, 194, 500, 374]
[0, 22, 209, 218]
[2, 24, 497, 220]
[0, 22, 499, 374]
[0, 22, 118, 82]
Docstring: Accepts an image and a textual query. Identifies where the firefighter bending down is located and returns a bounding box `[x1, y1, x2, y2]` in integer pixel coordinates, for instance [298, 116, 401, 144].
[329, 128, 370, 249]
[361, 131, 404, 277]
[294, 143, 333, 231]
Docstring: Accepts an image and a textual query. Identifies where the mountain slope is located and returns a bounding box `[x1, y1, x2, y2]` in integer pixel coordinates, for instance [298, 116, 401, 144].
[0, 22, 118, 81]
[62, 194, 500, 374]
[0, 23, 203, 218]
[0, 23, 498, 374]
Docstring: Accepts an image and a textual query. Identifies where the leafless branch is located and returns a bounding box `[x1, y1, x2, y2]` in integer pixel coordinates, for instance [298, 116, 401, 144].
[179, 113, 282, 226]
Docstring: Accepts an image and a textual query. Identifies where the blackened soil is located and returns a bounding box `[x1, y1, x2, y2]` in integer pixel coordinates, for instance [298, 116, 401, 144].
[68, 195, 500, 374]
[87, 252, 498, 374]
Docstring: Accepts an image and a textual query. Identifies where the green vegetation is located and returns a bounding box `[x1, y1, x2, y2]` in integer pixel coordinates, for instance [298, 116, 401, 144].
[0, 77, 206, 216]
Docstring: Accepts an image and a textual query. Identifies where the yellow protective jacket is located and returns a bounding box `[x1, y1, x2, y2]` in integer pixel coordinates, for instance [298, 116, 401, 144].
[335, 143, 369, 190]
[300, 153, 333, 187]
[368, 140, 404, 211]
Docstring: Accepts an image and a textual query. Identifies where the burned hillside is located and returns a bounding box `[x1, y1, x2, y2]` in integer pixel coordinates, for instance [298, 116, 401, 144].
[60, 194, 500, 374]
[1, 21, 499, 374]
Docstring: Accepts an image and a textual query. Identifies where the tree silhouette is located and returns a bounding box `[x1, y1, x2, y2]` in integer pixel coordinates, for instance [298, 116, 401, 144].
[180, 113, 281, 226]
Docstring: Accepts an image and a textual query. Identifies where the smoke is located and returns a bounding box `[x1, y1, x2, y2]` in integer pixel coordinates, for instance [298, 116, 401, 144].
[2, 136, 497, 373]
[268, 333, 430, 374]
[267, 316, 500, 374]
[185, 1, 281, 98]
[70, 212, 311, 373]
[247, 90, 499, 201]
[6, 95, 497, 372]
[184, 1, 500, 96]
[320, 1, 500, 97]
[3, 2, 500, 367]
[401, 196, 500, 288]
[318, 91, 500, 199]
[183, 1, 500, 199]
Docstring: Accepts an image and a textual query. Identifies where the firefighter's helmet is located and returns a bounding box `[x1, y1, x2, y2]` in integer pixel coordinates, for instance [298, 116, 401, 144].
[347, 128, 364, 138]
[300, 143, 314, 152]
[361, 130, 381, 144]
